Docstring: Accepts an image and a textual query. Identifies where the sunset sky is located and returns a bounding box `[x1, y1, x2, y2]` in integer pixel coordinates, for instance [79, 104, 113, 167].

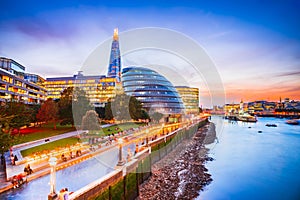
[0, 0, 299, 107]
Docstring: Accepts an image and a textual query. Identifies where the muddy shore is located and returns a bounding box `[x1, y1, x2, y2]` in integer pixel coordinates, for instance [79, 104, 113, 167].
[138, 123, 216, 200]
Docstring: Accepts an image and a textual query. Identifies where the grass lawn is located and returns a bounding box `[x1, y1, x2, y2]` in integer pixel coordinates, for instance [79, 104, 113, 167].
[18, 122, 146, 157]
[21, 137, 79, 157]
[101, 122, 146, 136]
[18, 123, 76, 144]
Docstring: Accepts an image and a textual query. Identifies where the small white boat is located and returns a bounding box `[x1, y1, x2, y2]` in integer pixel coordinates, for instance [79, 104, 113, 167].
[237, 114, 257, 122]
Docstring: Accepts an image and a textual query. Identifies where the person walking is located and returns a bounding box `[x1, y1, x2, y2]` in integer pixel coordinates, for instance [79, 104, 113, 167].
[58, 188, 65, 200]
[64, 188, 69, 200]
[10, 154, 15, 165]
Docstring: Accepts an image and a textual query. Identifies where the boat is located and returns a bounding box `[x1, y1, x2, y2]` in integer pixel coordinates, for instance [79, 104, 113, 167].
[286, 119, 299, 125]
[265, 124, 277, 127]
[236, 113, 257, 122]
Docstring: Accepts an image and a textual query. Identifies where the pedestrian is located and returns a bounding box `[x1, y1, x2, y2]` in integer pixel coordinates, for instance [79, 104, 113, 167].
[58, 188, 65, 200]
[24, 164, 33, 175]
[64, 188, 69, 200]
[10, 154, 15, 165]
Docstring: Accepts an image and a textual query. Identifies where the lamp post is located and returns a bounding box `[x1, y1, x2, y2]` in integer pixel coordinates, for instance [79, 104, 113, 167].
[161, 123, 165, 135]
[48, 157, 57, 200]
[117, 138, 125, 166]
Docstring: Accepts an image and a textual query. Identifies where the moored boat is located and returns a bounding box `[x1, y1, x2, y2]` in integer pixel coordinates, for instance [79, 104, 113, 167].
[286, 119, 299, 125]
[237, 114, 257, 122]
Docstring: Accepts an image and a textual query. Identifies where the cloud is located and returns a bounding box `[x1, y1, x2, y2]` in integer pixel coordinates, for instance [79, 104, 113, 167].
[275, 70, 300, 77]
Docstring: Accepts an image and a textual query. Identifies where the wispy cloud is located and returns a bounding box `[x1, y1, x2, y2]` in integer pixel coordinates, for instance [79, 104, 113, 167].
[275, 70, 300, 77]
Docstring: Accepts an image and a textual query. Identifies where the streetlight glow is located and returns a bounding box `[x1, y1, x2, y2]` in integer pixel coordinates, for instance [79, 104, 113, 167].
[117, 138, 125, 166]
[48, 157, 57, 200]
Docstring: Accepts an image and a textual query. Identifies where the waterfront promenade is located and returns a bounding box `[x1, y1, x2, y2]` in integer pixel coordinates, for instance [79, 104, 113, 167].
[0, 130, 87, 193]
[0, 122, 180, 195]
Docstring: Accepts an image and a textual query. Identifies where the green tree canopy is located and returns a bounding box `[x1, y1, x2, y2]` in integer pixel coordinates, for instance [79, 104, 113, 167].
[81, 110, 102, 131]
[58, 87, 92, 127]
[0, 101, 30, 134]
[104, 101, 113, 120]
[0, 128, 16, 156]
[110, 93, 149, 121]
[150, 112, 164, 123]
[73, 87, 93, 127]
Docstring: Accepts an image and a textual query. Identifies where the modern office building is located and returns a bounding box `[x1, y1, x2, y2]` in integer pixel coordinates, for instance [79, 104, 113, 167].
[45, 71, 117, 106]
[175, 86, 199, 114]
[0, 57, 25, 78]
[122, 66, 185, 115]
[45, 29, 123, 105]
[0, 57, 47, 104]
[107, 28, 122, 83]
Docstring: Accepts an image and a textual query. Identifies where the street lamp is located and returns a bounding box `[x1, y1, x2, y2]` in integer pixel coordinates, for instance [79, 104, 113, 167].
[161, 123, 165, 135]
[117, 138, 125, 166]
[48, 157, 57, 200]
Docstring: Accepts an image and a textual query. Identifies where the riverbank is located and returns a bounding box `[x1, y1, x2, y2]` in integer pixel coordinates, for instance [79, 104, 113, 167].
[138, 123, 216, 199]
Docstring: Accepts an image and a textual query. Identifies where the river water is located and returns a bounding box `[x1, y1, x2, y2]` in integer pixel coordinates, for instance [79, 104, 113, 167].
[198, 116, 300, 200]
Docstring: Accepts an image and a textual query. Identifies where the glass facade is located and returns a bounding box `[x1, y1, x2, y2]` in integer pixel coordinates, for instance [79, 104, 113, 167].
[122, 67, 184, 114]
[24, 73, 45, 86]
[107, 28, 121, 82]
[175, 86, 199, 114]
[0, 57, 25, 78]
[45, 72, 116, 105]
[0, 68, 47, 104]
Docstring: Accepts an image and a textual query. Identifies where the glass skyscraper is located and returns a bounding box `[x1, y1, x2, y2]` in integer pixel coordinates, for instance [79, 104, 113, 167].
[122, 67, 185, 115]
[107, 28, 121, 82]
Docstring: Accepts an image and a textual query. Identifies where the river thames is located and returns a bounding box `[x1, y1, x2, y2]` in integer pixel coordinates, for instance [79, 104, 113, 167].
[199, 116, 300, 200]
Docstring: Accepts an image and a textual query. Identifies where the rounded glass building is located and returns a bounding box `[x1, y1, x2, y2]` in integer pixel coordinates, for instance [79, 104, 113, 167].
[122, 67, 184, 114]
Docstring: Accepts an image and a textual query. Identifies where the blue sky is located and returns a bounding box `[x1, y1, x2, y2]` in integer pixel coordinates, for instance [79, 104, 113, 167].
[0, 0, 299, 105]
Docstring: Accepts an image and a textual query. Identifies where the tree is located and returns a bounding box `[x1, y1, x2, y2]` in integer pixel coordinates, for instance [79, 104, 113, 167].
[36, 98, 58, 129]
[0, 128, 16, 158]
[58, 87, 92, 127]
[150, 112, 164, 123]
[0, 101, 30, 134]
[140, 110, 150, 120]
[129, 96, 148, 120]
[28, 104, 40, 126]
[81, 110, 102, 131]
[104, 101, 113, 120]
[72, 87, 93, 127]
[111, 93, 131, 121]
[95, 106, 105, 119]
[58, 87, 73, 126]
[110, 93, 150, 121]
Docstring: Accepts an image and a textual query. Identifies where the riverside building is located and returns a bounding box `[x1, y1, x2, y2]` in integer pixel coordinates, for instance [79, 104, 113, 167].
[122, 66, 185, 116]
[0, 57, 47, 104]
[175, 86, 199, 114]
[45, 72, 117, 106]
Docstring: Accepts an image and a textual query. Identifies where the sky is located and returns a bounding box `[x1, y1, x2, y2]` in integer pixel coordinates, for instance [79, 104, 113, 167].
[0, 0, 299, 107]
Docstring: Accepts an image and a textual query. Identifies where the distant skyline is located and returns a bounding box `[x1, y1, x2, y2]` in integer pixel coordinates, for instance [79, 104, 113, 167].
[0, 0, 299, 106]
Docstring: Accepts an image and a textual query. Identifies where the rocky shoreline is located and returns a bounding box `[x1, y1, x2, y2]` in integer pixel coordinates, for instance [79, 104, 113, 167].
[138, 123, 216, 200]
